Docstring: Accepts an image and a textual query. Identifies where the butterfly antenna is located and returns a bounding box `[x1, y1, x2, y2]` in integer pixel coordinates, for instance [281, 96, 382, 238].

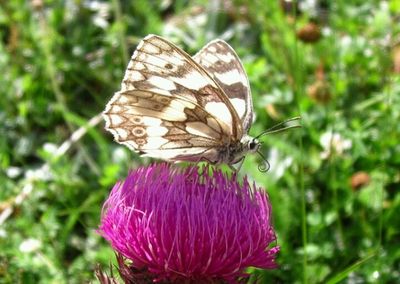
[255, 116, 302, 139]
[257, 149, 270, 172]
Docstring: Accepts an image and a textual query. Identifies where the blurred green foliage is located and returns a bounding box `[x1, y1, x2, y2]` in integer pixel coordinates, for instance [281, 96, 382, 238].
[1, 0, 399, 283]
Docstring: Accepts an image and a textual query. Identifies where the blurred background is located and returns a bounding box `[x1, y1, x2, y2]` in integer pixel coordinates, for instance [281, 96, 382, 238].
[1, 0, 399, 283]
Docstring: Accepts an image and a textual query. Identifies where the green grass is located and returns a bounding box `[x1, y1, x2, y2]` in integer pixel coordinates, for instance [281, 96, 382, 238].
[1, 1, 399, 283]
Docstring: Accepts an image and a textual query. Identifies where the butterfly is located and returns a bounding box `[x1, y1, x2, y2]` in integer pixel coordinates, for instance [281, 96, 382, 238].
[103, 34, 299, 171]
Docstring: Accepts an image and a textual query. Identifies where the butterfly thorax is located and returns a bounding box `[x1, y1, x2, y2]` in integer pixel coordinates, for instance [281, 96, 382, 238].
[217, 135, 260, 164]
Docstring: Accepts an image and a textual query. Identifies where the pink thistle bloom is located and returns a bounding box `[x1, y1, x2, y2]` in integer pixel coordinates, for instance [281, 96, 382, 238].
[98, 163, 279, 283]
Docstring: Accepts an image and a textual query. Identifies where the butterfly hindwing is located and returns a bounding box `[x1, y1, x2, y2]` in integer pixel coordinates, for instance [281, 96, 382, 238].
[193, 39, 253, 133]
[104, 90, 227, 162]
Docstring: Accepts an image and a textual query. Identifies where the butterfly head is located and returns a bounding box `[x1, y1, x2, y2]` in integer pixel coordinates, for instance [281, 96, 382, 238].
[237, 135, 269, 172]
[244, 136, 261, 154]
[240, 135, 271, 172]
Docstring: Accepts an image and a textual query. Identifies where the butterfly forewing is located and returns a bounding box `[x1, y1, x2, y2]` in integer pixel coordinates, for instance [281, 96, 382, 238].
[120, 35, 243, 138]
[193, 39, 253, 133]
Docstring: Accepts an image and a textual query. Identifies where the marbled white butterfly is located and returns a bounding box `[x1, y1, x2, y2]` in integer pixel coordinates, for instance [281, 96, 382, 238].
[103, 35, 299, 171]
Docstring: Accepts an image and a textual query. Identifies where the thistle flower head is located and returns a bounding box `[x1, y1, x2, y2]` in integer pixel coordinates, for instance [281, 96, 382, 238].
[99, 163, 279, 283]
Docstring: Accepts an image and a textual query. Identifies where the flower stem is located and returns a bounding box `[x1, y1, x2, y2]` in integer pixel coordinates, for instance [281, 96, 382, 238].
[291, 4, 308, 283]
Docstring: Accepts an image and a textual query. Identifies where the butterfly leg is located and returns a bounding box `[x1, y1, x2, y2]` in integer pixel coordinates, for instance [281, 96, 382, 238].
[234, 157, 245, 172]
[228, 164, 237, 173]
[197, 156, 225, 175]
[199, 156, 217, 166]
[227, 157, 245, 173]
[186, 156, 215, 176]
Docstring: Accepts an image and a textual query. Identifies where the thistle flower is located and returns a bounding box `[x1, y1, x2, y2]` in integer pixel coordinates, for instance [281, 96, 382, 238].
[98, 163, 279, 283]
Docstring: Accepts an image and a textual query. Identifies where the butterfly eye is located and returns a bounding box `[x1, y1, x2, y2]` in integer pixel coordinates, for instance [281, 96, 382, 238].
[249, 140, 259, 151]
